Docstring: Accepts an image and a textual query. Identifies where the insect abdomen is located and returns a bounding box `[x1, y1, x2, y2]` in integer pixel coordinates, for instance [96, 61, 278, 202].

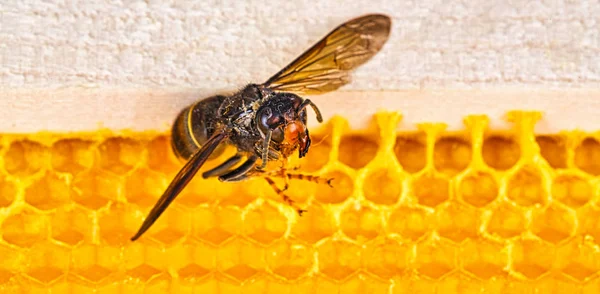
[171, 95, 226, 161]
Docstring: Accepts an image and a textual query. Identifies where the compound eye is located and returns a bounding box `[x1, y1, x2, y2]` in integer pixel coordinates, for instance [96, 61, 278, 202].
[258, 107, 284, 143]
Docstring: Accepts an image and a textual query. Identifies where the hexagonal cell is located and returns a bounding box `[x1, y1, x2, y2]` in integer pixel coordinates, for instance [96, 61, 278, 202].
[338, 134, 379, 169]
[176, 243, 216, 283]
[552, 175, 593, 209]
[243, 202, 287, 245]
[266, 239, 313, 281]
[314, 170, 354, 204]
[177, 173, 234, 208]
[97, 137, 144, 175]
[340, 205, 382, 242]
[317, 239, 361, 282]
[217, 238, 264, 283]
[363, 238, 411, 279]
[460, 238, 508, 280]
[557, 239, 600, 282]
[536, 135, 567, 169]
[485, 202, 527, 239]
[98, 204, 138, 246]
[23, 241, 69, 286]
[297, 133, 332, 172]
[388, 206, 431, 241]
[436, 201, 480, 243]
[4, 140, 47, 177]
[71, 245, 120, 285]
[124, 168, 167, 207]
[413, 173, 450, 208]
[0, 244, 24, 281]
[482, 136, 520, 170]
[506, 165, 547, 207]
[511, 238, 555, 280]
[140, 205, 189, 246]
[71, 168, 120, 210]
[362, 167, 402, 205]
[434, 136, 472, 176]
[193, 206, 241, 246]
[50, 207, 93, 246]
[146, 135, 181, 175]
[575, 137, 600, 175]
[221, 179, 265, 208]
[126, 263, 165, 283]
[290, 203, 336, 244]
[0, 175, 17, 208]
[2, 209, 48, 247]
[51, 138, 94, 175]
[578, 206, 600, 245]
[24, 171, 70, 211]
[459, 171, 498, 208]
[415, 239, 457, 279]
[394, 133, 427, 173]
[530, 204, 576, 244]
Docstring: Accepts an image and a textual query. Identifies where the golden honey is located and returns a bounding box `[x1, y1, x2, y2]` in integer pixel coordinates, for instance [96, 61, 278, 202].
[0, 111, 599, 293]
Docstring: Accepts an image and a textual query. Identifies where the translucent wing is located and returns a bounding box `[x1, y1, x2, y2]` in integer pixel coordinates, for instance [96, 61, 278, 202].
[262, 14, 391, 95]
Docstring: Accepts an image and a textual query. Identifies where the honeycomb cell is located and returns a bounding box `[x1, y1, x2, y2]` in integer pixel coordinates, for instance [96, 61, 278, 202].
[554, 175, 593, 209]
[0, 175, 17, 208]
[266, 239, 313, 281]
[536, 135, 567, 169]
[394, 133, 427, 173]
[97, 137, 143, 175]
[461, 238, 508, 280]
[388, 206, 431, 241]
[578, 206, 600, 245]
[436, 201, 479, 243]
[317, 239, 361, 282]
[243, 202, 287, 245]
[413, 173, 449, 208]
[314, 170, 354, 204]
[530, 204, 576, 244]
[179, 176, 234, 208]
[433, 137, 472, 176]
[297, 133, 332, 172]
[557, 239, 600, 282]
[459, 171, 498, 207]
[143, 206, 189, 246]
[125, 168, 167, 207]
[2, 209, 48, 247]
[415, 239, 457, 279]
[193, 206, 241, 246]
[24, 171, 70, 211]
[575, 137, 600, 175]
[217, 238, 264, 283]
[126, 263, 165, 283]
[486, 202, 526, 239]
[50, 207, 93, 246]
[4, 140, 47, 177]
[71, 245, 120, 285]
[98, 204, 138, 246]
[482, 136, 520, 170]
[340, 205, 382, 242]
[338, 134, 378, 169]
[23, 242, 69, 285]
[175, 243, 216, 283]
[146, 135, 180, 175]
[51, 139, 94, 175]
[291, 203, 336, 244]
[362, 167, 402, 205]
[178, 263, 211, 282]
[363, 238, 411, 279]
[71, 168, 120, 210]
[507, 165, 547, 207]
[511, 238, 555, 280]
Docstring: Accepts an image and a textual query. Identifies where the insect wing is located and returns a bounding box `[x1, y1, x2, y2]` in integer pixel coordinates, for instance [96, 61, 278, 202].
[262, 14, 391, 95]
[131, 130, 229, 241]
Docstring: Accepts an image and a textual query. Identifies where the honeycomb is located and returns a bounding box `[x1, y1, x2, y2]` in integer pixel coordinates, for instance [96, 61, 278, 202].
[1, 110, 600, 293]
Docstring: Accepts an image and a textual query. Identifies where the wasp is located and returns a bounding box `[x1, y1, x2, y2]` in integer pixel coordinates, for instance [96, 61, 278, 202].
[131, 14, 391, 241]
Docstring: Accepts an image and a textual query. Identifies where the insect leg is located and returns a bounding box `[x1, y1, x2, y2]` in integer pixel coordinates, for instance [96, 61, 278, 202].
[285, 173, 334, 187]
[218, 155, 258, 182]
[131, 130, 228, 241]
[256, 130, 272, 170]
[298, 99, 323, 123]
[202, 153, 243, 178]
[264, 177, 306, 216]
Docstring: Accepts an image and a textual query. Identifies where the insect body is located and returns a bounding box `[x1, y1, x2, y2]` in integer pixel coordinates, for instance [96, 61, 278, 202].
[131, 14, 392, 241]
